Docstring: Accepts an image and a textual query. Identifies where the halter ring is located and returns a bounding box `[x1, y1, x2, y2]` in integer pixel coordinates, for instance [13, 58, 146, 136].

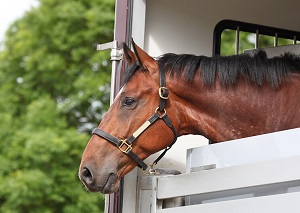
[155, 107, 167, 118]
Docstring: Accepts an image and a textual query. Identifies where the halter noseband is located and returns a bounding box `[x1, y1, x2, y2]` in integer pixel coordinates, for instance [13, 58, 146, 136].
[92, 64, 178, 170]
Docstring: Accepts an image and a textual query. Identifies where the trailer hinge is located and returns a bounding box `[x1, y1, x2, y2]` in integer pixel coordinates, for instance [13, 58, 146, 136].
[96, 40, 123, 61]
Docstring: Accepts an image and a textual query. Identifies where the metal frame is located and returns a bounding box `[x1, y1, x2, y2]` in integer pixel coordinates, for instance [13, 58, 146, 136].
[213, 19, 300, 55]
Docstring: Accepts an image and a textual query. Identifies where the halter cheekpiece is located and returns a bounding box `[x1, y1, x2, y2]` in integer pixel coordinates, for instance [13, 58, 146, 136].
[92, 63, 178, 170]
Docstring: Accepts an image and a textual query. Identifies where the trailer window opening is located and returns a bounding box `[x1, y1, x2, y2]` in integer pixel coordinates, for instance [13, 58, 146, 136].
[213, 20, 300, 56]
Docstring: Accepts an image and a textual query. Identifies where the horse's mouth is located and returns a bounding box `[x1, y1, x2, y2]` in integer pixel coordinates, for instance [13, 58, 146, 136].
[82, 172, 119, 194]
[102, 173, 119, 194]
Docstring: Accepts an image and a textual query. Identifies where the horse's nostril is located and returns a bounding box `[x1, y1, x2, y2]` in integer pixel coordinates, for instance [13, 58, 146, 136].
[81, 167, 93, 184]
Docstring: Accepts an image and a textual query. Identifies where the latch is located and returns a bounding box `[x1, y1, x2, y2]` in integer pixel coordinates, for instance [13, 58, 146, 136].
[96, 40, 123, 61]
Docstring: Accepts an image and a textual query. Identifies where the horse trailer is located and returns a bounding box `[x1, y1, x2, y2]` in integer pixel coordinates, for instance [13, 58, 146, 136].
[93, 0, 300, 212]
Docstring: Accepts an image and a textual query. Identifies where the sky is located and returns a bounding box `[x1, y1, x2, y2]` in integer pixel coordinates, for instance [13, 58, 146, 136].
[0, 0, 39, 41]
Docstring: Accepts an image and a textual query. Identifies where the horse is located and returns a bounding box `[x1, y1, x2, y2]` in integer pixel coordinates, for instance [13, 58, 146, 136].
[79, 40, 300, 194]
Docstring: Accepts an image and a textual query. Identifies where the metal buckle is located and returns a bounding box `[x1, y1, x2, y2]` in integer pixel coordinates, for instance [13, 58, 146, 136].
[159, 87, 169, 100]
[119, 140, 132, 154]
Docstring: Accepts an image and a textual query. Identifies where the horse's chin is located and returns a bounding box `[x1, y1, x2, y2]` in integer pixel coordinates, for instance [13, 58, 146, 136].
[83, 173, 120, 194]
[102, 173, 120, 194]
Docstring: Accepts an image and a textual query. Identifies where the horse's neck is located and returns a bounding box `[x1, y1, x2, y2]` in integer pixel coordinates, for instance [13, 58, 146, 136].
[170, 76, 300, 142]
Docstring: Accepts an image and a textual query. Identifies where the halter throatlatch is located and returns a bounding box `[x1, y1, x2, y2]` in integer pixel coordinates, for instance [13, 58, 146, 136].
[92, 64, 177, 170]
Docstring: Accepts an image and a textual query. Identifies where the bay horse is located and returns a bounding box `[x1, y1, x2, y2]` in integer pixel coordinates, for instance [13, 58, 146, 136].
[79, 40, 300, 194]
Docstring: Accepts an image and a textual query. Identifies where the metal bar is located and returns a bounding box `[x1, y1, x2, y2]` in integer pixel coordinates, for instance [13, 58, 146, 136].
[157, 192, 300, 213]
[255, 29, 259, 49]
[294, 35, 297, 44]
[274, 33, 278, 47]
[235, 26, 240, 54]
[190, 164, 216, 172]
[96, 41, 115, 51]
[157, 155, 300, 199]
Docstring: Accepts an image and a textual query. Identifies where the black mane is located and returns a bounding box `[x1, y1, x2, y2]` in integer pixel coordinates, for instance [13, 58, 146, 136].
[124, 50, 300, 87]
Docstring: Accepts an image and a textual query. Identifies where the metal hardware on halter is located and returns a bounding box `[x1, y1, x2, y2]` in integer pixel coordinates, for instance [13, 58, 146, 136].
[92, 128, 148, 170]
[155, 107, 166, 118]
[119, 140, 132, 154]
[159, 87, 169, 100]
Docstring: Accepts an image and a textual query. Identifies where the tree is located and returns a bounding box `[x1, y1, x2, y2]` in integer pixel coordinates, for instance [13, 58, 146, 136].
[0, 0, 114, 212]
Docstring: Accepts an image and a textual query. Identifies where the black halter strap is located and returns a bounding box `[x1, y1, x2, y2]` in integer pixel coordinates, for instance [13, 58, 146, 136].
[92, 65, 177, 170]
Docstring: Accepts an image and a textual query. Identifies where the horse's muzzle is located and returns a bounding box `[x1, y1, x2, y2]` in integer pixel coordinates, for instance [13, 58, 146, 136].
[79, 166, 119, 194]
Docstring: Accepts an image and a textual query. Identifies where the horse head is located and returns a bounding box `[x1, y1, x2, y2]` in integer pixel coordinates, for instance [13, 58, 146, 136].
[79, 40, 300, 194]
[78, 41, 179, 194]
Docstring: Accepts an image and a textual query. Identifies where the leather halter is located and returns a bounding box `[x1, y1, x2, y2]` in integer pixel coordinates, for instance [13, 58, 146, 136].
[92, 64, 178, 170]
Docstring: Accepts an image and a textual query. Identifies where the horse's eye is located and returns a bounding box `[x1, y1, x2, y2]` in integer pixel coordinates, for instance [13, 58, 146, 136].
[122, 98, 137, 108]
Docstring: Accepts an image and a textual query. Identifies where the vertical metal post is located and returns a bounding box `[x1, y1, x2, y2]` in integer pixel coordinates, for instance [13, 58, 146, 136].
[96, 41, 123, 104]
[274, 33, 278, 47]
[105, 0, 130, 212]
[255, 29, 259, 49]
[294, 35, 297, 44]
[235, 26, 240, 54]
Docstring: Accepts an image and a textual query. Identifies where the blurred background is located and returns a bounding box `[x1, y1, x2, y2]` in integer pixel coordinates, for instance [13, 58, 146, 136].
[0, 0, 114, 212]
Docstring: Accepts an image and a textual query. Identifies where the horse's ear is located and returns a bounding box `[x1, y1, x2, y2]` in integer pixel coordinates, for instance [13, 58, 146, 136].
[123, 42, 136, 65]
[131, 39, 158, 74]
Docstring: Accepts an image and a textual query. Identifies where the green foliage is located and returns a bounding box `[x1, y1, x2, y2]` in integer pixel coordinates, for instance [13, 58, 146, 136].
[0, 0, 114, 212]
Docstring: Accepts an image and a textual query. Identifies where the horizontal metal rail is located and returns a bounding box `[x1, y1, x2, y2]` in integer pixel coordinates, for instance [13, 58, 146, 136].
[157, 192, 300, 213]
[151, 155, 300, 213]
